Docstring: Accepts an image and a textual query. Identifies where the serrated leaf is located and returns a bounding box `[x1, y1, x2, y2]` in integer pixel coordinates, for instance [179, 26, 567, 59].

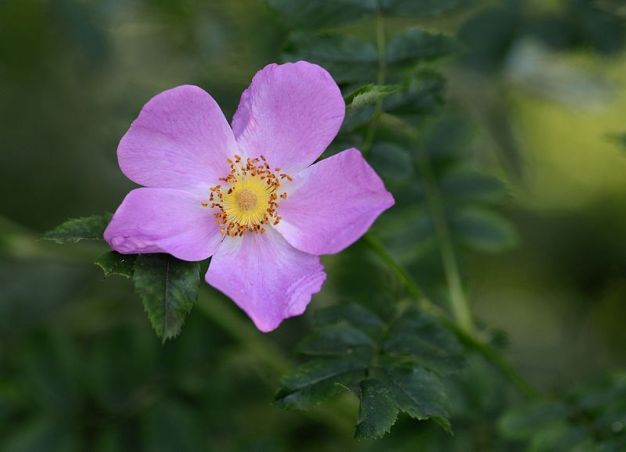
[267, 0, 377, 28]
[343, 84, 401, 130]
[132, 254, 201, 342]
[380, 0, 473, 18]
[451, 207, 519, 252]
[284, 33, 377, 83]
[384, 70, 446, 118]
[381, 362, 451, 433]
[298, 323, 375, 356]
[313, 303, 385, 337]
[275, 357, 368, 410]
[345, 84, 401, 109]
[383, 308, 466, 374]
[343, 71, 445, 131]
[43, 214, 111, 244]
[355, 377, 400, 439]
[276, 303, 463, 437]
[94, 252, 136, 278]
[387, 28, 457, 67]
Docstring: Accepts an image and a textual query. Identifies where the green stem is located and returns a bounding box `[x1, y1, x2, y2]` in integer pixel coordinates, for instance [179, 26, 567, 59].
[362, 13, 387, 156]
[414, 151, 475, 334]
[364, 233, 539, 398]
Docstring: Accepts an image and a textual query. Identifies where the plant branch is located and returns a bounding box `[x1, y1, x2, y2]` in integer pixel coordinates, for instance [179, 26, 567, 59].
[363, 233, 539, 398]
[362, 12, 387, 156]
[414, 150, 475, 334]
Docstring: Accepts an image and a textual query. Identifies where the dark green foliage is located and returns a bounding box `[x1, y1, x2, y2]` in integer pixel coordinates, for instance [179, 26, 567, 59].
[284, 33, 378, 83]
[44, 216, 203, 341]
[379, 0, 473, 18]
[386, 28, 457, 68]
[94, 251, 136, 278]
[342, 71, 446, 132]
[42, 214, 111, 243]
[450, 207, 519, 253]
[132, 254, 201, 342]
[275, 303, 464, 438]
[268, 0, 473, 28]
[499, 373, 626, 451]
[267, 0, 377, 28]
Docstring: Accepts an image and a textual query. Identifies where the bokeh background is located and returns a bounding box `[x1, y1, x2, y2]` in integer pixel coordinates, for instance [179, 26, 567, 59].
[1, 0, 625, 450]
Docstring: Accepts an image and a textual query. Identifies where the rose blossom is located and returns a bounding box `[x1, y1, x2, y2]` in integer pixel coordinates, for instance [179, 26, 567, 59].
[104, 61, 394, 332]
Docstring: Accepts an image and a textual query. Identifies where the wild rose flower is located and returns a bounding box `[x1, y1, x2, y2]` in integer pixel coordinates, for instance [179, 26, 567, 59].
[104, 61, 394, 332]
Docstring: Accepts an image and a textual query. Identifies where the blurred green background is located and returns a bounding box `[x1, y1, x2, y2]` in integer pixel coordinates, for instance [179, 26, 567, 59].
[1, 0, 625, 450]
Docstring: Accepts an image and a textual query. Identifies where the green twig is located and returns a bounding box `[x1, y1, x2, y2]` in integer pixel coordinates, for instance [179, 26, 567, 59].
[414, 151, 475, 334]
[364, 233, 539, 399]
[362, 13, 387, 156]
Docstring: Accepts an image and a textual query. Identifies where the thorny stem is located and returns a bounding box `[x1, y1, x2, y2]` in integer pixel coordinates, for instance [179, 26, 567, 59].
[414, 150, 476, 334]
[364, 233, 539, 398]
[362, 12, 387, 156]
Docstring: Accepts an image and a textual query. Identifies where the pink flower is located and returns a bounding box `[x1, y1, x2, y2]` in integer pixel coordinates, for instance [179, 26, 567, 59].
[104, 61, 394, 332]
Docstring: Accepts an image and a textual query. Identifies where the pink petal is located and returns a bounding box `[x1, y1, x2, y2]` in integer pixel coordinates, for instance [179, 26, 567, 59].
[118, 85, 238, 191]
[104, 188, 222, 261]
[232, 61, 345, 174]
[275, 149, 394, 255]
[205, 229, 326, 332]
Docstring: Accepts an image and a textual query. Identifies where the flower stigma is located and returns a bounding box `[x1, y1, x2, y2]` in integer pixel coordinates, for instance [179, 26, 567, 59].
[202, 155, 292, 237]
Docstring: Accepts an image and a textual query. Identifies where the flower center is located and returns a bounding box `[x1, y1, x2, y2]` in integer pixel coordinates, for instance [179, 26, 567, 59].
[235, 189, 258, 211]
[202, 155, 291, 237]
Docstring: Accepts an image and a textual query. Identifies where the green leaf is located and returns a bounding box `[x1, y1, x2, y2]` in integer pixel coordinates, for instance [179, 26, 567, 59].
[370, 142, 414, 181]
[275, 357, 368, 410]
[43, 214, 111, 244]
[132, 254, 201, 342]
[276, 303, 463, 437]
[298, 323, 375, 356]
[380, 363, 451, 434]
[440, 166, 507, 204]
[499, 401, 569, 439]
[267, 0, 376, 28]
[355, 377, 400, 438]
[345, 84, 401, 109]
[94, 251, 136, 278]
[383, 308, 466, 374]
[342, 72, 444, 131]
[380, 0, 473, 18]
[499, 374, 626, 450]
[387, 28, 457, 67]
[384, 70, 446, 119]
[450, 207, 519, 252]
[284, 33, 377, 83]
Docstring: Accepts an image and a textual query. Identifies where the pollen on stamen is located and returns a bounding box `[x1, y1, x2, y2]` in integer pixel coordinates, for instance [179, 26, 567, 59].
[200, 155, 291, 237]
